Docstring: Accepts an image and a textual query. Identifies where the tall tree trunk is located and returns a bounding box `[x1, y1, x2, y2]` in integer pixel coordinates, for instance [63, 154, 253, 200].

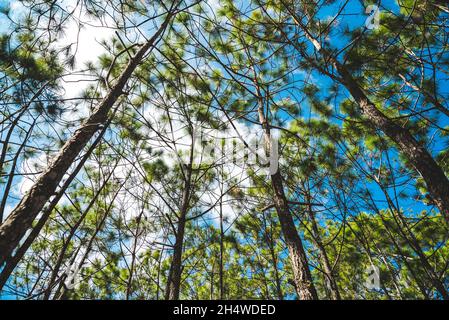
[156, 246, 165, 300]
[0, 107, 28, 222]
[362, 193, 432, 298]
[269, 170, 318, 299]
[219, 171, 225, 300]
[165, 137, 194, 300]
[164, 199, 188, 300]
[254, 79, 318, 299]
[0, 123, 109, 291]
[55, 181, 124, 300]
[126, 208, 144, 300]
[210, 260, 215, 300]
[0, 120, 35, 221]
[262, 211, 284, 300]
[281, 1, 449, 222]
[43, 162, 117, 300]
[375, 183, 449, 299]
[0, 9, 176, 268]
[304, 184, 341, 300]
[0, 81, 50, 202]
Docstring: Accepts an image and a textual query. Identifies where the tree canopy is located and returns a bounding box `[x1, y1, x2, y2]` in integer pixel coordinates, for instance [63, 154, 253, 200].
[0, 0, 449, 300]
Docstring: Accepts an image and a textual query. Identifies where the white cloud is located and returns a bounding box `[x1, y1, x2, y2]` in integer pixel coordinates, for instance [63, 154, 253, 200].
[57, 2, 116, 100]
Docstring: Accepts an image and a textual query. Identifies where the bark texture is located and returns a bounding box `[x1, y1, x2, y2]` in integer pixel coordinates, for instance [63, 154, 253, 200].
[283, 2, 449, 222]
[0, 11, 175, 267]
[165, 137, 194, 300]
[255, 79, 318, 299]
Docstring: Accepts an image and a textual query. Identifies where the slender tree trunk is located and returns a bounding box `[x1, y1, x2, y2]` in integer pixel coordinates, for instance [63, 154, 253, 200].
[376, 184, 449, 299]
[359, 194, 431, 298]
[43, 163, 116, 300]
[0, 123, 109, 291]
[0, 10, 176, 268]
[165, 137, 194, 300]
[0, 81, 50, 200]
[156, 246, 165, 300]
[0, 109, 27, 219]
[262, 211, 284, 300]
[378, 250, 404, 299]
[268, 241, 283, 300]
[302, 183, 340, 300]
[373, 214, 431, 299]
[0, 120, 35, 221]
[126, 208, 144, 300]
[255, 85, 318, 299]
[55, 182, 123, 300]
[210, 260, 215, 300]
[305, 202, 340, 299]
[219, 178, 225, 300]
[165, 206, 188, 300]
